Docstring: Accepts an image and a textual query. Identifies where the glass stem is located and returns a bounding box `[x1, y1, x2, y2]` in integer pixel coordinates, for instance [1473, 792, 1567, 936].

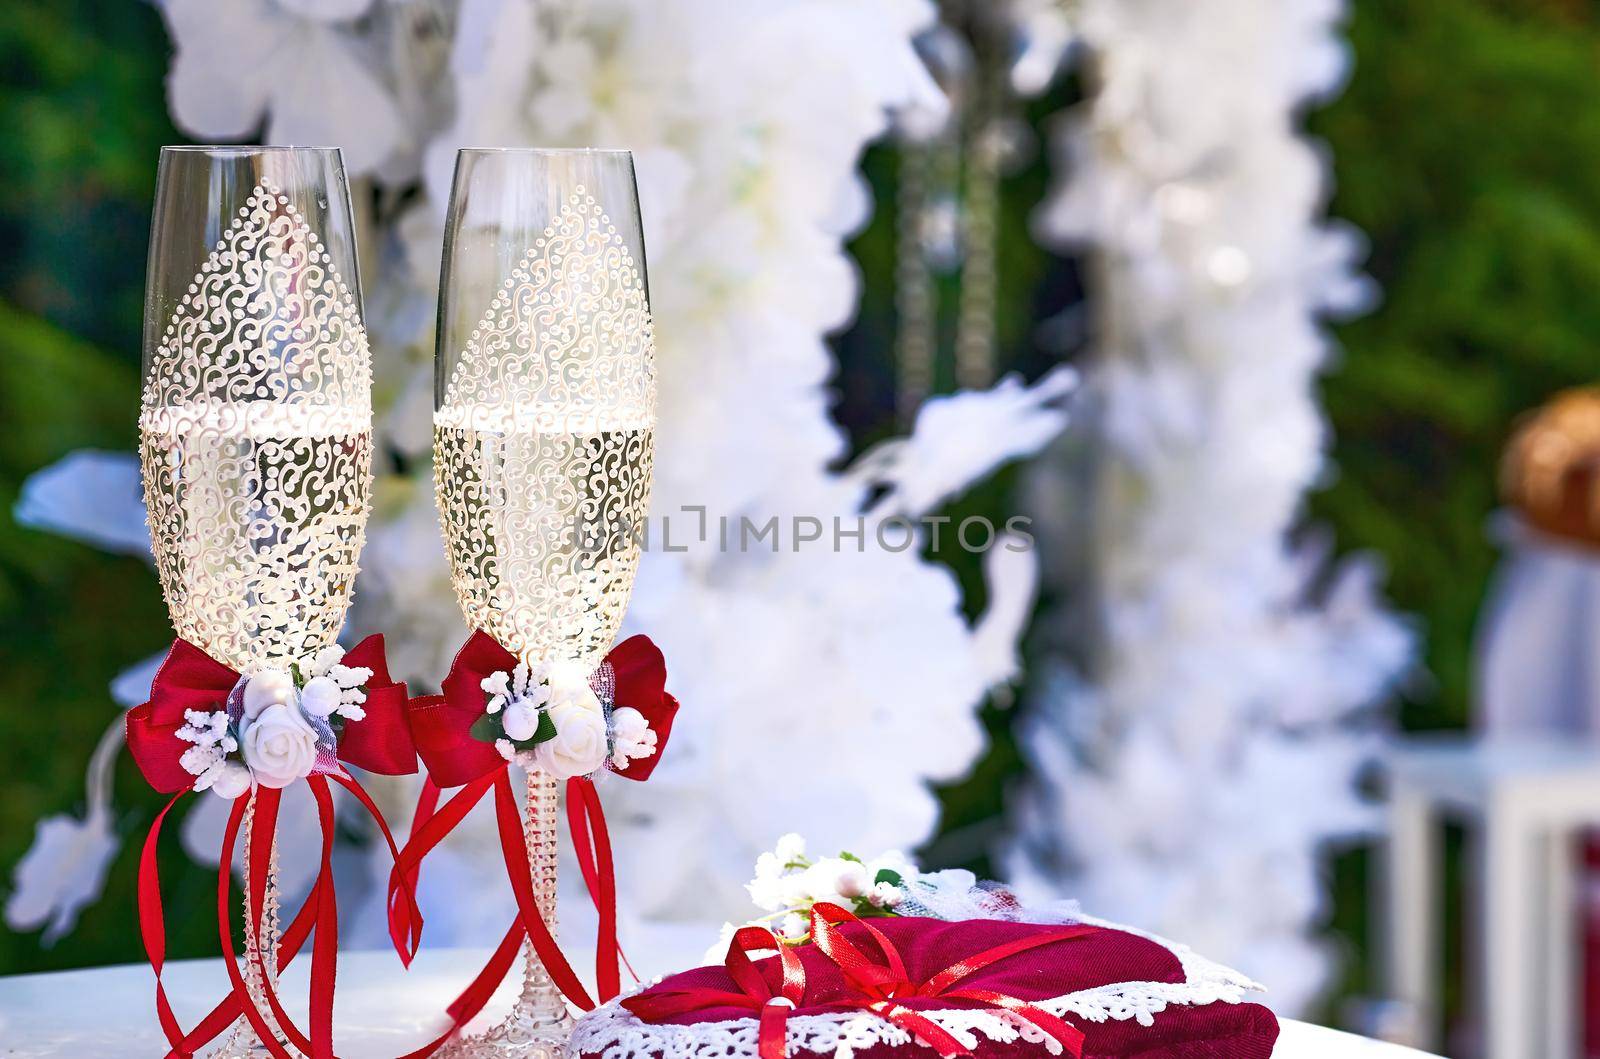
[215, 795, 283, 1057]
[515, 770, 570, 1025]
[439, 769, 572, 1056]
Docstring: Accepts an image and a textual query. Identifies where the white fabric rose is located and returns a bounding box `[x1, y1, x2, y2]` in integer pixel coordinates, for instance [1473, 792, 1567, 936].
[240, 704, 319, 788]
[299, 676, 343, 718]
[531, 699, 608, 779]
[800, 861, 856, 905]
[778, 871, 813, 908]
[831, 859, 871, 899]
[501, 700, 542, 742]
[243, 669, 295, 720]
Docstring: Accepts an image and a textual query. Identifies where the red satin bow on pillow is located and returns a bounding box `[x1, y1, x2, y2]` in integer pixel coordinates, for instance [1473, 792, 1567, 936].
[394, 631, 679, 1045]
[626, 904, 1092, 1059]
[125, 635, 422, 1059]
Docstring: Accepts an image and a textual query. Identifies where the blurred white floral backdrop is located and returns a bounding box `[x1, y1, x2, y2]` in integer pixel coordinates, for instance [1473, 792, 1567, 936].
[6, 0, 1413, 1018]
[1006, 0, 1411, 1015]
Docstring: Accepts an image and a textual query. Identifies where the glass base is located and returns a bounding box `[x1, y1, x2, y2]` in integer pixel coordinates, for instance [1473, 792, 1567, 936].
[434, 1008, 574, 1059]
[209, 1023, 282, 1058]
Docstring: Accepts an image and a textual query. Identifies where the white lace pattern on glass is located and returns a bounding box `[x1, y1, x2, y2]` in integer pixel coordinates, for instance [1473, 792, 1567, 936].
[139, 182, 373, 671]
[569, 916, 1266, 1059]
[434, 187, 656, 670]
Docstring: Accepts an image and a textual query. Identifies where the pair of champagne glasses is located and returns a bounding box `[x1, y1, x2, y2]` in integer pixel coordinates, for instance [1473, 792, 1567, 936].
[141, 145, 652, 1055]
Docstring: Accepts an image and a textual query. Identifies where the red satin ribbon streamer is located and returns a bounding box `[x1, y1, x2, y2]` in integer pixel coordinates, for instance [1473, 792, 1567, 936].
[626, 903, 1093, 1059]
[567, 775, 622, 1001]
[129, 635, 421, 1057]
[148, 802, 325, 1058]
[389, 775, 441, 965]
[138, 773, 423, 1059]
[392, 631, 679, 1052]
[385, 768, 599, 1048]
[380, 769, 639, 1058]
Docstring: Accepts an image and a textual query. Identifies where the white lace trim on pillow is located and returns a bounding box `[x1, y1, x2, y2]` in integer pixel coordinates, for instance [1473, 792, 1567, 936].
[569, 914, 1265, 1059]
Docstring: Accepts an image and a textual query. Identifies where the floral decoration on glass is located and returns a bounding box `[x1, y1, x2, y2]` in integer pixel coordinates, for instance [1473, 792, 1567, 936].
[471, 657, 660, 779]
[175, 645, 377, 797]
[396, 628, 681, 1047]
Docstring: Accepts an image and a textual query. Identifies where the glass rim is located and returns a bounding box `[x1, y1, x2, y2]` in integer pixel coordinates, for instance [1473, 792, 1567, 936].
[454, 147, 635, 158]
[159, 145, 344, 155]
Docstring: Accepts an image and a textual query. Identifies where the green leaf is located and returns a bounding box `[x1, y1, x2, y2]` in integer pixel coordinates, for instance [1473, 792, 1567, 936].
[839, 851, 863, 864]
[505, 709, 559, 750]
[873, 869, 903, 888]
[469, 712, 502, 745]
[850, 896, 902, 919]
[523, 709, 558, 747]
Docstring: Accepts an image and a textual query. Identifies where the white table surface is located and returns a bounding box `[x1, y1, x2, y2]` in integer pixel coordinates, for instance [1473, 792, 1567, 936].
[0, 949, 1438, 1058]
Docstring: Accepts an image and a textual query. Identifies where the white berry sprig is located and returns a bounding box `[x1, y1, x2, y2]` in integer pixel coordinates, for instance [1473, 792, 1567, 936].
[297, 644, 374, 724]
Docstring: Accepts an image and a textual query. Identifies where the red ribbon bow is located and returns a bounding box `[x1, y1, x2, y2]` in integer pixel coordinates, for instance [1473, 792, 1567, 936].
[394, 632, 679, 1047]
[126, 635, 422, 1059]
[626, 904, 1092, 1059]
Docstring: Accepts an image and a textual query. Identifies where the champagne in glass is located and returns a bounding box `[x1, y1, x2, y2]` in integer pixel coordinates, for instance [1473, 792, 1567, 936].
[433, 149, 655, 1057]
[140, 146, 373, 1056]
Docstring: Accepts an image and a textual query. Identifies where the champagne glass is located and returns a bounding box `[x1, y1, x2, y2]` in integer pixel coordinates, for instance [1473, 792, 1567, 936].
[433, 149, 656, 1055]
[140, 146, 373, 1056]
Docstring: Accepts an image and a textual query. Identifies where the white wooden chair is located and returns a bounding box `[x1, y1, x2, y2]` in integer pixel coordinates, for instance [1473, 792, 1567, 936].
[1381, 736, 1600, 1059]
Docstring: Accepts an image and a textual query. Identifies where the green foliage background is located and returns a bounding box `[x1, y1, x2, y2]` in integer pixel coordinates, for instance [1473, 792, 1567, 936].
[0, 0, 222, 978]
[0, 7, 1595, 1037]
[1311, 0, 1600, 732]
